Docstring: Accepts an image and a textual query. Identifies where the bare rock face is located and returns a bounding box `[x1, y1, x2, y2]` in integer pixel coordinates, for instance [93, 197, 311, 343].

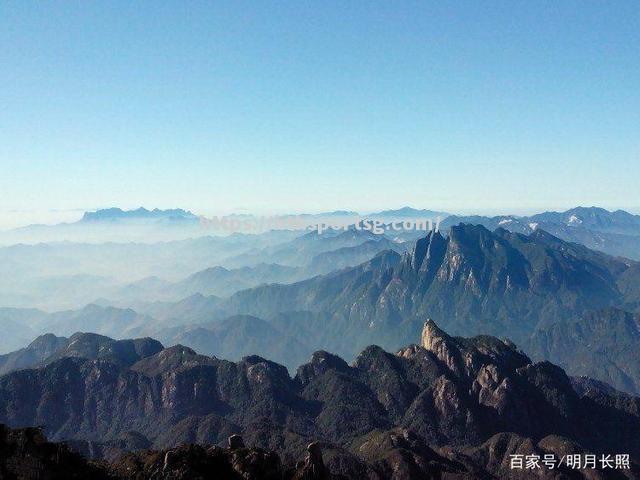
[420, 318, 530, 380]
[420, 318, 464, 374]
[472, 363, 502, 405]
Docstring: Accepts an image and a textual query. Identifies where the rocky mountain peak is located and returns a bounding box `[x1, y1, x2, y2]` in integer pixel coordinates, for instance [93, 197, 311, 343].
[420, 319, 464, 374]
[45, 333, 164, 369]
[0, 333, 69, 376]
[27, 333, 68, 351]
[296, 351, 350, 386]
[528, 227, 562, 244]
[419, 318, 531, 381]
[420, 319, 447, 350]
[447, 223, 492, 245]
[408, 230, 447, 273]
[130, 344, 217, 376]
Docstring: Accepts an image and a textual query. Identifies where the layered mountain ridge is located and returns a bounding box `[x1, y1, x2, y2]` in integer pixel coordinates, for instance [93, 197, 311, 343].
[222, 224, 637, 358]
[0, 331, 163, 375]
[441, 206, 640, 260]
[4, 223, 638, 396]
[0, 322, 639, 478]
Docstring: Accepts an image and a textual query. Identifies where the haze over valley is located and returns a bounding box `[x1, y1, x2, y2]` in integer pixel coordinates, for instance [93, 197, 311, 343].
[2, 206, 640, 399]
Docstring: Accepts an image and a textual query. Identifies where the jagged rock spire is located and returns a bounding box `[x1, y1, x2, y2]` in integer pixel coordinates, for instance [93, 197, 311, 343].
[420, 319, 463, 374]
[420, 318, 448, 351]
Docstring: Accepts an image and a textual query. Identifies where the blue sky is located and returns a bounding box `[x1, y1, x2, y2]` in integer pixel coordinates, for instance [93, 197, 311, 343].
[1, 1, 639, 226]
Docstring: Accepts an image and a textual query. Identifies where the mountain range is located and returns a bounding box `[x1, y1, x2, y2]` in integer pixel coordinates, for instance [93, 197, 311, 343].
[3, 220, 640, 396]
[441, 206, 640, 260]
[6, 206, 640, 260]
[0, 304, 156, 354]
[0, 321, 638, 479]
[218, 224, 638, 356]
[101, 232, 409, 306]
[0, 227, 401, 310]
[80, 207, 198, 223]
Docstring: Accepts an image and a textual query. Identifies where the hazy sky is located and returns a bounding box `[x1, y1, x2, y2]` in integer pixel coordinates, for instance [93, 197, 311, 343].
[1, 1, 639, 227]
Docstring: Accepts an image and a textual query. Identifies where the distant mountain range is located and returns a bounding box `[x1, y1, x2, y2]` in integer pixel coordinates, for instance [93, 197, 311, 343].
[441, 206, 640, 259]
[367, 206, 450, 222]
[11, 205, 639, 230]
[0, 322, 638, 478]
[79, 206, 448, 225]
[4, 205, 640, 260]
[0, 208, 205, 245]
[0, 304, 156, 354]
[80, 207, 198, 223]
[0, 231, 302, 308]
[221, 228, 408, 269]
[2, 206, 640, 477]
[0, 227, 405, 310]
[0, 205, 459, 238]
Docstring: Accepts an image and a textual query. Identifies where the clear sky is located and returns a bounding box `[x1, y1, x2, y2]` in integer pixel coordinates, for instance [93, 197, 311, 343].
[1, 1, 639, 227]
